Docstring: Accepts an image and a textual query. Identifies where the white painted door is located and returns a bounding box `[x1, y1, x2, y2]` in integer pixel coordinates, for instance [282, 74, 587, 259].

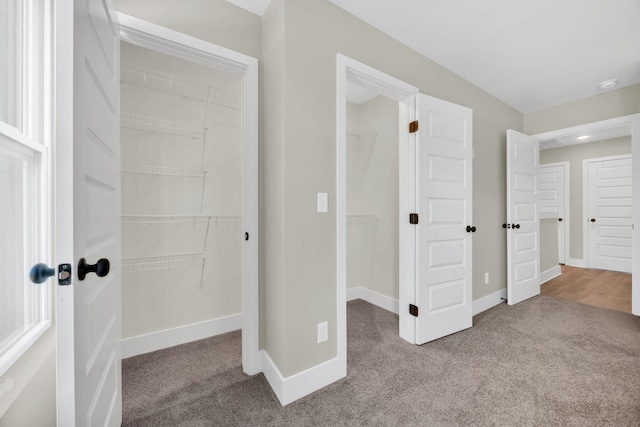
[506, 130, 540, 305]
[56, 1, 122, 425]
[586, 155, 632, 273]
[539, 163, 567, 264]
[415, 94, 472, 344]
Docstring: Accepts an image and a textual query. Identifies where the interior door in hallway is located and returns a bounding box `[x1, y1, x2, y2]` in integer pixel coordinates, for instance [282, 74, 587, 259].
[506, 130, 540, 305]
[586, 155, 632, 273]
[56, 0, 122, 425]
[415, 94, 473, 344]
[539, 163, 567, 264]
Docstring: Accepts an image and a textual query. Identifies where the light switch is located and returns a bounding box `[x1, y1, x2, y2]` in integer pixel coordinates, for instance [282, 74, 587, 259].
[317, 192, 328, 213]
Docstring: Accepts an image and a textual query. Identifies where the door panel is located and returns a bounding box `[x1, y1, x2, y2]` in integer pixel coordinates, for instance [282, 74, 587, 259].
[57, 0, 121, 425]
[415, 94, 472, 345]
[587, 156, 632, 273]
[507, 130, 540, 305]
[539, 164, 566, 263]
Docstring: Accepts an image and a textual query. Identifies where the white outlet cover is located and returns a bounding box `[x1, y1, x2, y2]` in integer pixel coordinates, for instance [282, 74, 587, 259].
[317, 321, 328, 343]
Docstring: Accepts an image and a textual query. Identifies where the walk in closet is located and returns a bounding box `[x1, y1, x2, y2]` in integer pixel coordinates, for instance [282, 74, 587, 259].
[346, 92, 399, 302]
[120, 42, 242, 349]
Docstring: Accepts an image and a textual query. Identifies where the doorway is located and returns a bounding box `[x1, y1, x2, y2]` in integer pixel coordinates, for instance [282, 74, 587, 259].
[533, 115, 640, 315]
[118, 14, 260, 372]
[538, 127, 633, 312]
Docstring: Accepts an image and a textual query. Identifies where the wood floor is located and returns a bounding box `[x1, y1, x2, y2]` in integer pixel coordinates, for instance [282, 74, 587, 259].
[541, 265, 631, 313]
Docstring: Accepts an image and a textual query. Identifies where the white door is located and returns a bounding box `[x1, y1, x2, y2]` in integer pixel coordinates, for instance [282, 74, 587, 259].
[506, 130, 540, 305]
[586, 155, 632, 273]
[56, 1, 122, 425]
[539, 163, 567, 264]
[414, 94, 473, 344]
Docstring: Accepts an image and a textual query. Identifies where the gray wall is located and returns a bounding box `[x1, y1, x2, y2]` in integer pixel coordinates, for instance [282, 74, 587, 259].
[264, 0, 523, 377]
[540, 137, 632, 261]
[524, 84, 640, 134]
[540, 218, 559, 273]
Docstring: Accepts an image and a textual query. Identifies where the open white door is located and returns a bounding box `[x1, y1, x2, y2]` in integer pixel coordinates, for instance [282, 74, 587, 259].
[56, 1, 122, 425]
[414, 94, 473, 344]
[506, 130, 540, 305]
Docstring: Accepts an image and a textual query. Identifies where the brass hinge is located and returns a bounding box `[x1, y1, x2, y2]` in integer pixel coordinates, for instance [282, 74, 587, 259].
[409, 213, 419, 224]
[409, 304, 418, 317]
[409, 120, 419, 133]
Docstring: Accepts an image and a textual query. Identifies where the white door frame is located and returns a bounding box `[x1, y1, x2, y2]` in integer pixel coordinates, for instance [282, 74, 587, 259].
[336, 54, 418, 373]
[538, 161, 570, 264]
[583, 154, 632, 271]
[533, 113, 640, 316]
[118, 14, 261, 374]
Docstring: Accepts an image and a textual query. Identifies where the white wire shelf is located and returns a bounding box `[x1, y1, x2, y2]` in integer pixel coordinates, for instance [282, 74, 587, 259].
[121, 62, 242, 110]
[122, 253, 206, 273]
[121, 215, 241, 224]
[121, 163, 207, 178]
[346, 122, 378, 138]
[121, 112, 206, 140]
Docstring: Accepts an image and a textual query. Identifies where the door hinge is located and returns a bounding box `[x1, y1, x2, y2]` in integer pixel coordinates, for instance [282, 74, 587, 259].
[409, 213, 419, 224]
[409, 304, 419, 317]
[409, 120, 419, 133]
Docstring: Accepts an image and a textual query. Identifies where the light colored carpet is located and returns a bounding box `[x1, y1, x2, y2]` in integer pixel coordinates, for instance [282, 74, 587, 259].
[123, 296, 640, 426]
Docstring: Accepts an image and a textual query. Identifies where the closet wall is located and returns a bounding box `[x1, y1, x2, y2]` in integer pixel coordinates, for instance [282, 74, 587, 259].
[120, 42, 242, 340]
[346, 96, 399, 301]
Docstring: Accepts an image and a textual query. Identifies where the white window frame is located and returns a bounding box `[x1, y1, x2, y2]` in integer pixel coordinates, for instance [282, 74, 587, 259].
[0, 0, 52, 377]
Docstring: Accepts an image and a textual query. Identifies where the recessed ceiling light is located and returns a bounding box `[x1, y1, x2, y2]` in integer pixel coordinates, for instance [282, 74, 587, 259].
[599, 79, 618, 90]
[577, 135, 590, 140]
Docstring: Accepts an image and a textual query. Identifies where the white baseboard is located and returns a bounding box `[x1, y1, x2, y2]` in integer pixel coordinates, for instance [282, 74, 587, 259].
[567, 258, 586, 268]
[121, 313, 242, 359]
[540, 265, 562, 284]
[261, 350, 345, 406]
[346, 286, 399, 314]
[472, 288, 507, 316]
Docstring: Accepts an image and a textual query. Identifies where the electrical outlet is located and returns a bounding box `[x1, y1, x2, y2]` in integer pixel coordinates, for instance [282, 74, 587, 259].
[484, 272, 489, 284]
[317, 321, 328, 343]
[317, 192, 328, 213]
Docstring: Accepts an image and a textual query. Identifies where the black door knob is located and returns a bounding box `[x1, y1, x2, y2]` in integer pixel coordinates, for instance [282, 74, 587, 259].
[558, 218, 563, 222]
[513, 224, 520, 229]
[78, 258, 110, 281]
[590, 218, 596, 223]
[471, 226, 476, 232]
[466, 225, 472, 232]
[30, 263, 55, 284]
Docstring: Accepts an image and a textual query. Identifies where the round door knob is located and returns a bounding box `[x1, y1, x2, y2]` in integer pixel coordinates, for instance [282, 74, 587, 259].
[513, 224, 521, 229]
[30, 263, 55, 284]
[78, 258, 110, 281]
[590, 218, 596, 223]
[558, 218, 563, 222]
[471, 226, 477, 232]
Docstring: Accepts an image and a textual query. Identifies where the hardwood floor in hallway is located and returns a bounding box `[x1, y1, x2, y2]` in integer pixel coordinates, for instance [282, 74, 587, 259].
[541, 265, 631, 313]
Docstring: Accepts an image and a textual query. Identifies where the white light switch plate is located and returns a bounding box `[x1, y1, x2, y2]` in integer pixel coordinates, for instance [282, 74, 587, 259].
[317, 321, 328, 343]
[317, 192, 328, 213]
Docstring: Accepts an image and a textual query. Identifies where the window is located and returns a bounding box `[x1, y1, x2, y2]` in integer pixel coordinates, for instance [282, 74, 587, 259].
[0, 0, 51, 376]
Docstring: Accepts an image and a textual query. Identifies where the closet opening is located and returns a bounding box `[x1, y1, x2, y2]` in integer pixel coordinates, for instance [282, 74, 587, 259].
[116, 13, 260, 403]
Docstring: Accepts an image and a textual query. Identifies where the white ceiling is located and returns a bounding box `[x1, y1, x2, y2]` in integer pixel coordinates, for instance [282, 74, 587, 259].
[229, 0, 640, 114]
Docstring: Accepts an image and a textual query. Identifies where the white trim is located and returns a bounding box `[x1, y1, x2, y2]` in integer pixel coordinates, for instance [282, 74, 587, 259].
[117, 14, 261, 375]
[566, 257, 587, 268]
[533, 113, 640, 316]
[540, 265, 562, 284]
[0, 320, 51, 377]
[120, 314, 242, 359]
[582, 154, 632, 271]
[261, 350, 344, 406]
[337, 54, 419, 382]
[346, 287, 400, 314]
[472, 289, 507, 316]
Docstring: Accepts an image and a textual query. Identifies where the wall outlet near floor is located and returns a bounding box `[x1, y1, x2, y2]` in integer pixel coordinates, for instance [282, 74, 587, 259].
[484, 272, 489, 285]
[317, 321, 328, 343]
